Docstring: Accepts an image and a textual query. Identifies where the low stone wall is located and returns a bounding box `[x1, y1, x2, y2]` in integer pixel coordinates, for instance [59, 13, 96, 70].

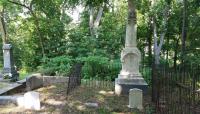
[43, 76, 68, 86]
[26, 74, 69, 91]
[0, 95, 22, 105]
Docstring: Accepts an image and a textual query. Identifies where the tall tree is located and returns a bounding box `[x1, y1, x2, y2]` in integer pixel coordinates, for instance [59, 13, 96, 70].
[151, 0, 170, 65]
[181, 0, 188, 63]
[0, 6, 8, 44]
[7, 0, 45, 58]
[89, 5, 104, 38]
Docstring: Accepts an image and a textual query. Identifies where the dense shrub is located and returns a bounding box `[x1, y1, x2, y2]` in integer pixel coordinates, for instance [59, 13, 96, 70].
[38, 56, 73, 76]
[79, 56, 121, 81]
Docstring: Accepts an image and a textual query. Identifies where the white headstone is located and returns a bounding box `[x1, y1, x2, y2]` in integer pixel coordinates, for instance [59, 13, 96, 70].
[24, 91, 40, 110]
[16, 96, 25, 107]
[128, 88, 143, 110]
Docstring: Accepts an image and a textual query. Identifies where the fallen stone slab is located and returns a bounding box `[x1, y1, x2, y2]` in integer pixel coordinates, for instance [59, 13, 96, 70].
[0, 91, 41, 111]
[0, 95, 22, 105]
[0, 83, 22, 95]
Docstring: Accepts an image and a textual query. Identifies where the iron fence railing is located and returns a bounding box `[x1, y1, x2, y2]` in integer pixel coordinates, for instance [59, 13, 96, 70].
[66, 63, 82, 94]
[152, 64, 200, 114]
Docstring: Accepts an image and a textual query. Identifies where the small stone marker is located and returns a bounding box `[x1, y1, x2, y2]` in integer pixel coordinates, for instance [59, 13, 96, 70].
[24, 91, 40, 110]
[84, 102, 99, 108]
[16, 96, 25, 107]
[128, 88, 143, 110]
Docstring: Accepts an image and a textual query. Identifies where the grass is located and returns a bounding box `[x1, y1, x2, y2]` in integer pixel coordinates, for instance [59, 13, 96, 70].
[0, 81, 154, 114]
[19, 70, 31, 80]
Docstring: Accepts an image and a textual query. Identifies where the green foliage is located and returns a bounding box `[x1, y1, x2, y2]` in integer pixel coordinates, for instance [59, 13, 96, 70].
[38, 56, 73, 76]
[0, 0, 199, 80]
[140, 66, 152, 86]
[80, 56, 121, 81]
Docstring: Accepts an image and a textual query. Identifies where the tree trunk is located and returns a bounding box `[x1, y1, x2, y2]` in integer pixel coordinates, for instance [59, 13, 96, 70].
[60, 0, 67, 22]
[89, 5, 104, 38]
[93, 7, 103, 38]
[31, 11, 46, 58]
[89, 6, 94, 36]
[152, 5, 168, 65]
[147, 16, 152, 65]
[181, 0, 187, 63]
[0, 7, 8, 44]
[7, 0, 46, 58]
[174, 39, 179, 69]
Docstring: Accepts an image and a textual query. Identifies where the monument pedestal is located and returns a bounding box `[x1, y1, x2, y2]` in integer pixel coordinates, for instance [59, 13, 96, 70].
[115, 47, 148, 95]
[115, 77, 148, 95]
[2, 44, 19, 82]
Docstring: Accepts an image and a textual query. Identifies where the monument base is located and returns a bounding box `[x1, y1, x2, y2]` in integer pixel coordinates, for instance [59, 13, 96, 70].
[2, 68, 19, 82]
[115, 77, 148, 95]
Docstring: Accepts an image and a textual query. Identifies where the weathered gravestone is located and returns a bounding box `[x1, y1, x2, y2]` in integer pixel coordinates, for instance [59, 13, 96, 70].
[26, 76, 43, 91]
[128, 88, 143, 110]
[2, 44, 19, 81]
[24, 91, 40, 110]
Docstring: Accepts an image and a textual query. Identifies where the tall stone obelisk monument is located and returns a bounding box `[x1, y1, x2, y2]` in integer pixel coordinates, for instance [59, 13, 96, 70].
[115, 0, 148, 95]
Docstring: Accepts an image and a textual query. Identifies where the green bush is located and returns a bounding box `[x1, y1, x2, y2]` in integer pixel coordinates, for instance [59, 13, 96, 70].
[140, 66, 152, 86]
[79, 56, 121, 81]
[38, 56, 73, 76]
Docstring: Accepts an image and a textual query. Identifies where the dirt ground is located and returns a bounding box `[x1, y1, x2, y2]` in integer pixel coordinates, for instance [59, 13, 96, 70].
[0, 83, 154, 114]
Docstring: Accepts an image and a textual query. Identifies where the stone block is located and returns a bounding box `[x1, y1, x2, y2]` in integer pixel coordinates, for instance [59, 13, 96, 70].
[24, 91, 40, 110]
[26, 76, 43, 91]
[43, 76, 68, 86]
[0, 96, 16, 105]
[115, 77, 148, 95]
[84, 102, 99, 108]
[128, 88, 143, 110]
[16, 96, 24, 107]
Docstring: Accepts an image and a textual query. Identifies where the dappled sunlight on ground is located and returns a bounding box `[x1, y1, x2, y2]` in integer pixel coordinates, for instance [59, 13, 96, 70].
[0, 83, 152, 114]
[99, 90, 114, 96]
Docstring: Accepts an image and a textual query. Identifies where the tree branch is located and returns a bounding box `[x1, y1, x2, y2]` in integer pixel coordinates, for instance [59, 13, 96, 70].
[7, 0, 31, 11]
[94, 6, 104, 28]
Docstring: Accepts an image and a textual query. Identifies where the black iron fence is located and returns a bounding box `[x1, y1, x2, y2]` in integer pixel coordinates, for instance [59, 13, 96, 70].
[66, 63, 152, 94]
[152, 64, 200, 114]
[66, 63, 83, 94]
[81, 79, 115, 89]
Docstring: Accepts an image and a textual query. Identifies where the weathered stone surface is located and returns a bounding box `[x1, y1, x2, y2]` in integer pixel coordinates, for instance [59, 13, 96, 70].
[24, 91, 40, 110]
[43, 76, 68, 86]
[84, 102, 99, 108]
[0, 73, 3, 79]
[0, 92, 40, 110]
[119, 47, 141, 78]
[0, 96, 16, 105]
[115, 5, 148, 94]
[2, 44, 19, 81]
[26, 75, 68, 90]
[3, 44, 13, 71]
[128, 88, 143, 110]
[0, 83, 22, 95]
[16, 96, 24, 107]
[115, 78, 147, 95]
[26, 76, 43, 91]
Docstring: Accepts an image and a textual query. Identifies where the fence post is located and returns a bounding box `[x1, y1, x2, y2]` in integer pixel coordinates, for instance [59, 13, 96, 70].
[152, 63, 158, 103]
